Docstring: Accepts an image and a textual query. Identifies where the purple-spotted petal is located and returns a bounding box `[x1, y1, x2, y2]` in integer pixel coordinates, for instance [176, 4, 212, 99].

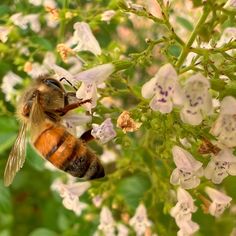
[149, 94, 173, 113]
[91, 118, 116, 143]
[76, 82, 97, 112]
[180, 108, 203, 126]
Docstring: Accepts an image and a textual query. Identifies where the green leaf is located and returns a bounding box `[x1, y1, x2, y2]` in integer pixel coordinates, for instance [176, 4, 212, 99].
[29, 228, 58, 236]
[26, 144, 45, 171]
[0, 133, 16, 154]
[116, 173, 151, 210]
[0, 117, 18, 133]
[0, 181, 12, 213]
[30, 36, 53, 51]
[168, 45, 181, 57]
[0, 5, 10, 16]
[0, 230, 11, 236]
[176, 16, 194, 31]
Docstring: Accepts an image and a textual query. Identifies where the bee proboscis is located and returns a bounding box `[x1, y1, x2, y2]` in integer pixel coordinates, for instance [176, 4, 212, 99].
[4, 76, 105, 186]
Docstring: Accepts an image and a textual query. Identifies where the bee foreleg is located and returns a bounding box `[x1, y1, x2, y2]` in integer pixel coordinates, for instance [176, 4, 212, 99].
[55, 99, 92, 116]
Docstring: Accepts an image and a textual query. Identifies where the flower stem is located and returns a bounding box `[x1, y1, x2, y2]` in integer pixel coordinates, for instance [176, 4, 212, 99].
[58, 0, 69, 43]
[176, 5, 211, 69]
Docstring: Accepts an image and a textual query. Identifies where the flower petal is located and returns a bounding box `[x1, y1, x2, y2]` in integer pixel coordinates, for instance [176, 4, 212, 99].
[211, 171, 228, 184]
[180, 108, 203, 126]
[172, 146, 202, 171]
[76, 82, 97, 112]
[141, 76, 157, 99]
[91, 118, 116, 143]
[149, 94, 173, 113]
[170, 168, 180, 185]
[220, 96, 236, 115]
[228, 163, 236, 175]
[180, 176, 200, 189]
[205, 187, 232, 204]
[73, 63, 114, 84]
[204, 160, 215, 180]
[72, 22, 101, 55]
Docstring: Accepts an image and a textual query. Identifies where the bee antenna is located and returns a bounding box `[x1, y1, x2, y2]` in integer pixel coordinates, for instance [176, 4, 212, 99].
[60, 77, 78, 91]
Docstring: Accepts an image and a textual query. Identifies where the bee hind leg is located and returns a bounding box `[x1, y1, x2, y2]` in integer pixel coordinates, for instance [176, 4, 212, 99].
[80, 129, 94, 143]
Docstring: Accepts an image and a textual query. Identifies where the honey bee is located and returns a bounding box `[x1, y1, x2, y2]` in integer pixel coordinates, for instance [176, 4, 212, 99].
[4, 76, 105, 186]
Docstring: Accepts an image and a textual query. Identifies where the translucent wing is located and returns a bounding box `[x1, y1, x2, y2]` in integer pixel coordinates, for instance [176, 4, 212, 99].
[4, 123, 27, 186]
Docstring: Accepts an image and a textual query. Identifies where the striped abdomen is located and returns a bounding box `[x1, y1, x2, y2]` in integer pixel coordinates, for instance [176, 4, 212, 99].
[33, 125, 105, 179]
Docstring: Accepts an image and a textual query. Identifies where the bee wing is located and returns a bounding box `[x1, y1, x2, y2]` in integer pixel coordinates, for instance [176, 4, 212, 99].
[4, 123, 27, 186]
[29, 94, 45, 125]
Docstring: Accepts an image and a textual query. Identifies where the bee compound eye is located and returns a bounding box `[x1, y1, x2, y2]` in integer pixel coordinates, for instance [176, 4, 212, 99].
[45, 79, 61, 89]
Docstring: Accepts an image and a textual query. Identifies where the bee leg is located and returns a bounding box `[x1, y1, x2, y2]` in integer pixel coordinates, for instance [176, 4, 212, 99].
[80, 129, 94, 142]
[55, 99, 92, 116]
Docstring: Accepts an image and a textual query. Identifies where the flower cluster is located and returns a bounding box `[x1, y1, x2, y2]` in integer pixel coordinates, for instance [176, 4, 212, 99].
[142, 64, 213, 125]
[97, 203, 151, 236]
[171, 145, 236, 188]
[51, 178, 90, 216]
[170, 188, 199, 236]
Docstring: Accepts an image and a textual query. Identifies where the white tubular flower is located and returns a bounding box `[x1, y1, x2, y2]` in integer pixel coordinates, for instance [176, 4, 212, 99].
[25, 14, 41, 32]
[91, 118, 116, 144]
[205, 187, 232, 217]
[170, 188, 197, 224]
[211, 96, 236, 148]
[180, 73, 213, 126]
[0, 26, 11, 43]
[170, 188, 199, 236]
[101, 10, 116, 23]
[1, 71, 22, 101]
[170, 146, 203, 189]
[43, 0, 57, 8]
[141, 63, 183, 114]
[74, 63, 115, 112]
[70, 22, 101, 55]
[92, 195, 103, 208]
[177, 221, 199, 236]
[27, 63, 48, 79]
[10, 13, 27, 29]
[45, 13, 59, 28]
[10, 13, 41, 33]
[49, 63, 74, 81]
[224, 0, 236, 11]
[51, 179, 90, 216]
[62, 196, 87, 216]
[29, 0, 42, 6]
[98, 206, 116, 236]
[117, 223, 129, 236]
[217, 28, 236, 55]
[129, 203, 152, 236]
[100, 149, 117, 164]
[205, 149, 236, 184]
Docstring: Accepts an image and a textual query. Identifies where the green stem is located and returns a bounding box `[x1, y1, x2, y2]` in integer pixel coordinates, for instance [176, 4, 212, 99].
[58, 0, 69, 43]
[176, 6, 211, 69]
